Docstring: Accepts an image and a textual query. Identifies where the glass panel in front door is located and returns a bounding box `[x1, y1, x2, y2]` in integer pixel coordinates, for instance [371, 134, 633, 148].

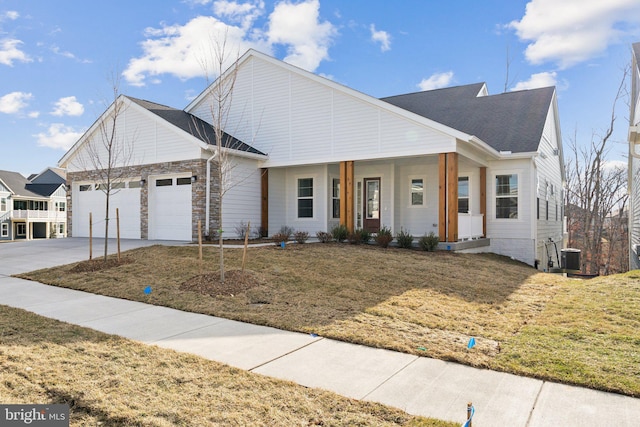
[366, 180, 379, 219]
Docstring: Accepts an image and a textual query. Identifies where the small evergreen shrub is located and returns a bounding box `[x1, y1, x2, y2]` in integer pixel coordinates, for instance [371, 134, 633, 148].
[419, 232, 440, 252]
[358, 229, 372, 244]
[331, 224, 349, 242]
[294, 230, 309, 244]
[375, 226, 393, 248]
[316, 231, 333, 243]
[396, 228, 414, 249]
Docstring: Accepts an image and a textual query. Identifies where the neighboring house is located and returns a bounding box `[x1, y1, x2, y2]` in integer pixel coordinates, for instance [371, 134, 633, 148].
[629, 42, 640, 270]
[0, 168, 67, 240]
[60, 49, 565, 268]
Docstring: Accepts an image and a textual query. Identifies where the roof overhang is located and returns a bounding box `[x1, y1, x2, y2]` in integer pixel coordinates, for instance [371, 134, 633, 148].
[204, 144, 268, 161]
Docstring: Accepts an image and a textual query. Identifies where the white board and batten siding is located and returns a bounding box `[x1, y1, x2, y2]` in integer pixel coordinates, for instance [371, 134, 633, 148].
[188, 54, 457, 168]
[65, 99, 201, 173]
[485, 157, 535, 265]
[534, 101, 565, 267]
[221, 157, 263, 238]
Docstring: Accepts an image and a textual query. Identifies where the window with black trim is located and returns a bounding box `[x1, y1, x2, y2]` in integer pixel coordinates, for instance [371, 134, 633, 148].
[496, 174, 518, 219]
[156, 178, 173, 187]
[177, 177, 192, 186]
[411, 178, 424, 206]
[458, 177, 469, 213]
[297, 178, 313, 218]
[332, 178, 340, 218]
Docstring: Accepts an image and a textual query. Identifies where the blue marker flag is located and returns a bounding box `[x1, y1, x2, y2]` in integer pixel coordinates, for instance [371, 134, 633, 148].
[144, 286, 152, 294]
[463, 405, 475, 427]
[467, 337, 476, 349]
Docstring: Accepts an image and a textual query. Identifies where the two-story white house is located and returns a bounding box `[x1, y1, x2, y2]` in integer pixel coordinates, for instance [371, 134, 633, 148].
[60, 49, 565, 268]
[0, 168, 67, 240]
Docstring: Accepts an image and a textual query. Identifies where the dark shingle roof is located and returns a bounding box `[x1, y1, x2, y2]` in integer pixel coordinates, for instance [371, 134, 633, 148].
[127, 97, 265, 156]
[0, 170, 58, 198]
[382, 83, 555, 153]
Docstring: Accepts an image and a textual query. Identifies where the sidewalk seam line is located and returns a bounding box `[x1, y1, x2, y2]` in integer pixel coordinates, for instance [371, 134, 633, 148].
[360, 356, 420, 400]
[248, 337, 326, 371]
[525, 380, 546, 427]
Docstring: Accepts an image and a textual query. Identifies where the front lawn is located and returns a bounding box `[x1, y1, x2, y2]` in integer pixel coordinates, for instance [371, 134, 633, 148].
[0, 305, 451, 426]
[18, 243, 640, 397]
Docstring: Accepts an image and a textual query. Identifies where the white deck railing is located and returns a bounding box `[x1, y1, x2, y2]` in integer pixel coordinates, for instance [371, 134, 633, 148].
[458, 213, 484, 240]
[11, 210, 66, 221]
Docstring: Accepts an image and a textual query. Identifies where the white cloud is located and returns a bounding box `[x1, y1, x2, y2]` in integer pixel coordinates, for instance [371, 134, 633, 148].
[51, 96, 84, 117]
[213, 0, 265, 28]
[418, 71, 454, 91]
[123, 15, 269, 86]
[370, 24, 391, 52]
[0, 38, 31, 66]
[0, 91, 32, 114]
[511, 71, 557, 91]
[35, 123, 84, 150]
[124, 0, 336, 86]
[267, 0, 336, 71]
[28, 111, 40, 118]
[509, 0, 640, 68]
[3, 11, 19, 20]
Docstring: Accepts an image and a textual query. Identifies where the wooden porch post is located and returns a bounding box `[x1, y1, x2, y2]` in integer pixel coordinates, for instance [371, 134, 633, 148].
[438, 154, 447, 241]
[339, 161, 355, 232]
[260, 168, 268, 236]
[439, 153, 460, 243]
[446, 152, 458, 242]
[480, 167, 487, 237]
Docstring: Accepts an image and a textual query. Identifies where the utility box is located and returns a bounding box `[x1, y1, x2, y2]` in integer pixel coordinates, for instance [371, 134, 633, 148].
[561, 248, 581, 271]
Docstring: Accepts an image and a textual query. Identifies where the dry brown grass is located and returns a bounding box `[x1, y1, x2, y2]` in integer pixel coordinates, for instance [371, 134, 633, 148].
[0, 305, 454, 427]
[17, 243, 640, 397]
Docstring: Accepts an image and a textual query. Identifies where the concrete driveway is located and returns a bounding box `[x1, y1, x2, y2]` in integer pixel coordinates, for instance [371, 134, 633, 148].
[0, 237, 187, 276]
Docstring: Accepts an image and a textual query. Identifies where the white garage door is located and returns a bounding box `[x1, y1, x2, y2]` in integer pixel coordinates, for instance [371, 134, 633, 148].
[148, 175, 192, 241]
[73, 181, 141, 239]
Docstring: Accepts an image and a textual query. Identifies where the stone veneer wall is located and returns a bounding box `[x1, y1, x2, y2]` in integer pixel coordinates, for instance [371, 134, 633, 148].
[66, 159, 220, 241]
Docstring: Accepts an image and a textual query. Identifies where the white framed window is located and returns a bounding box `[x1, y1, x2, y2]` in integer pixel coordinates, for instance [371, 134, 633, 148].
[332, 178, 340, 219]
[356, 181, 362, 229]
[409, 177, 425, 206]
[1, 223, 8, 237]
[458, 176, 469, 213]
[0, 197, 6, 211]
[495, 174, 518, 219]
[79, 184, 92, 192]
[58, 223, 65, 235]
[55, 202, 66, 212]
[297, 178, 313, 218]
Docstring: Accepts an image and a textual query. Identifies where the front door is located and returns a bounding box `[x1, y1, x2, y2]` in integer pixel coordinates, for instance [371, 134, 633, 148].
[363, 178, 381, 233]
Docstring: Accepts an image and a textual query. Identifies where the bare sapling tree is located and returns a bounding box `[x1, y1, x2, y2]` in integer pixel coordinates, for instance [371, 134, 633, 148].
[195, 32, 241, 283]
[565, 65, 630, 275]
[81, 75, 135, 262]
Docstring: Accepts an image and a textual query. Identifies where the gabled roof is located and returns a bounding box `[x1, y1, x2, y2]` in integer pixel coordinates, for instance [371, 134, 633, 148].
[0, 170, 61, 198]
[381, 84, 556, 153]
[126, 97, 265, 155]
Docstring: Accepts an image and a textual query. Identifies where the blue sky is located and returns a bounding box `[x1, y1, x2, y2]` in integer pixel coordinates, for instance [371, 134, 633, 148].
[1, 0, 639, 176]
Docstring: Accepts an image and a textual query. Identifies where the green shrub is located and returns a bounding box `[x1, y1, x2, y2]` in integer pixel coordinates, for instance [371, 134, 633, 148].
[419, 232, 440, 252]
[357, 229, 372, 244]
[316, 231, 332, 243]
[294, 231, 309, 244]
[396, 228, 414, 249]
[375, 226, 393, 248]
[331, 224, 349, 242]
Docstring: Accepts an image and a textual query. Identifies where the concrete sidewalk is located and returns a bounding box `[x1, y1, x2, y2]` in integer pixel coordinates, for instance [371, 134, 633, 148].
[1, 276, 639, 426]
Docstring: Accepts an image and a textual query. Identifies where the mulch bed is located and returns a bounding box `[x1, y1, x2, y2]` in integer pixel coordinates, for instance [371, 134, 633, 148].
[69, 257, 134, 273]
[180, 270, 263, 297]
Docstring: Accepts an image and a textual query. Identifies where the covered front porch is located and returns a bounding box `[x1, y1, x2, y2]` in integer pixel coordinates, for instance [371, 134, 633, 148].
[336, 153, 486, 243]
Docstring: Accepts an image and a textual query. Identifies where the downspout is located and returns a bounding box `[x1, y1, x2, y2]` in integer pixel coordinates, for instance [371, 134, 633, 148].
[205, 147, 218, 237]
